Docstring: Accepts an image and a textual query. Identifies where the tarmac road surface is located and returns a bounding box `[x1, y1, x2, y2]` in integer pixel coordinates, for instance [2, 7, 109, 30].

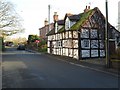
[2, 47, 119, 88]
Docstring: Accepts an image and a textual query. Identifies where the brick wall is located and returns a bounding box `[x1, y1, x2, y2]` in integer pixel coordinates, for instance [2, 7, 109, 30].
[39, 23, 54, 39]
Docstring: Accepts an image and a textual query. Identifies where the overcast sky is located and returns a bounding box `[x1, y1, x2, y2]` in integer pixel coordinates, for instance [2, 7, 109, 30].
[7, 0, 119, 38]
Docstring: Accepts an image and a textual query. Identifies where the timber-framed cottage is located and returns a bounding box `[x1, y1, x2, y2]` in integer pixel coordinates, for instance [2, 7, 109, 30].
[46, 6, 120, 59]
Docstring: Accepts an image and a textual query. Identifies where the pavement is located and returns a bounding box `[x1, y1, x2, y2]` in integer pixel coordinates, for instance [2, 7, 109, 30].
[45, 53, 119, 77]
[25, 49, 119, 77]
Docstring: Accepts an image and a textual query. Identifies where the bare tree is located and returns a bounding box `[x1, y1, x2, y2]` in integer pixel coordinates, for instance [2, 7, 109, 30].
[0, 0, 24, 37]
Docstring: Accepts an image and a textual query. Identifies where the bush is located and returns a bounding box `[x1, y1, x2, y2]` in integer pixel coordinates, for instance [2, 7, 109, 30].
[38, 48, 47, 52]
[28, 35, 41, 43]
[26, 37, 47, 52]
[38, 44, 47, 52]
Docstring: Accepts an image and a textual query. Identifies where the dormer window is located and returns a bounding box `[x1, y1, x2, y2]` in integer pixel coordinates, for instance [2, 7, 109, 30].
[55, 22, 58, 33]
[65, 17, 70, 30]
[65, 17, 76, 30]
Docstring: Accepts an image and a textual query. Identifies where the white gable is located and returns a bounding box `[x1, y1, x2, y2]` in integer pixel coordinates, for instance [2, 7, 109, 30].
[65, 17, 70, 30]
[65, 17, 76, 30]
[55, 22, 58, 33]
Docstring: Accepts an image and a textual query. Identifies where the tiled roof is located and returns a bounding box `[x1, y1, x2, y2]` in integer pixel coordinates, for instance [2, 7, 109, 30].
[70, 9, 94, 30]
[68, 14, 81, 21]
[47, 7, 95, 35]
[46, 28, 55, 36]
[46, 20, 64, 36]
[57, 26, 64, 33]
[46, 7, 120, 41]
[57, 20, 64, 25]
[39, 23, 54, 30]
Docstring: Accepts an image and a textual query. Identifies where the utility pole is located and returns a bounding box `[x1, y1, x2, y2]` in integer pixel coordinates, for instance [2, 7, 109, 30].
[48, 5, 50, 32]
[105, 0, 110, 68]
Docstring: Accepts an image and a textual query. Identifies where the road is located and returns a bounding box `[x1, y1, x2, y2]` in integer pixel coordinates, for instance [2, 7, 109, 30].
[2, 47, 119, 88]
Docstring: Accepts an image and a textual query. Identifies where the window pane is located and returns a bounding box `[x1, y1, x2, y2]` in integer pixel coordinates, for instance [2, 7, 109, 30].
[81, 29, 89, 38]
[81, 40, 90, 49]
[100, 50, 105, 57]
[82, 50, 90, 57]
[91, 50, 98, 57]
[91, 29, 97, 38]
[99, 40, 104, 49]
[91, 40, 98, 48]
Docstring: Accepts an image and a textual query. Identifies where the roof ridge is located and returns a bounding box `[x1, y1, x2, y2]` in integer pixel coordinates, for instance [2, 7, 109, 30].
[70, 8, 95, 30]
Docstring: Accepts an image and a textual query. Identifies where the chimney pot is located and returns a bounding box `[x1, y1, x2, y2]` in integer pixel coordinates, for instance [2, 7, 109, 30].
[44, 18, 48, 26]
[54, 12, 57, 15]
[88, 6, 90, 9]
[84, 5, 90, 12]
[53, 12, 58, 22]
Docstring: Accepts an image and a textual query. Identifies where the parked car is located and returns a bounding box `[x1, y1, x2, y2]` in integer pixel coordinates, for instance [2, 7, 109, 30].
[17, 44, 25, 50]
[5, 41, 14, 47]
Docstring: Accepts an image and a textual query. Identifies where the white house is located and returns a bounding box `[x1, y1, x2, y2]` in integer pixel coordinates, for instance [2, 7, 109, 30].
[47, 6, 120, 60]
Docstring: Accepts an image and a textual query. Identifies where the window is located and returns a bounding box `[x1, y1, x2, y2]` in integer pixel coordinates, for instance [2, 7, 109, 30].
[91, 40, 98, 48]
[81, 29, 89, 38]
[100, 50, 105, 57]
[90, 29, 98, 38]
[55, 23, 58, 33]
[65, 17, 70, 30]
[91, 50, 98, 57]
[99, 40, 104, 49]
[81, 39, 90, 49]
[82, 50, 90, 57]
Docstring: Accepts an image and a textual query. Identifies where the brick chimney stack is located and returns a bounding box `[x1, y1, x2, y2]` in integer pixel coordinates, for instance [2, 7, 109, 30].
[66, 13, 73, 17]
[44, 18, 48, 26]
[53, 12, 58, 22]
[84, 6, 90, 12]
